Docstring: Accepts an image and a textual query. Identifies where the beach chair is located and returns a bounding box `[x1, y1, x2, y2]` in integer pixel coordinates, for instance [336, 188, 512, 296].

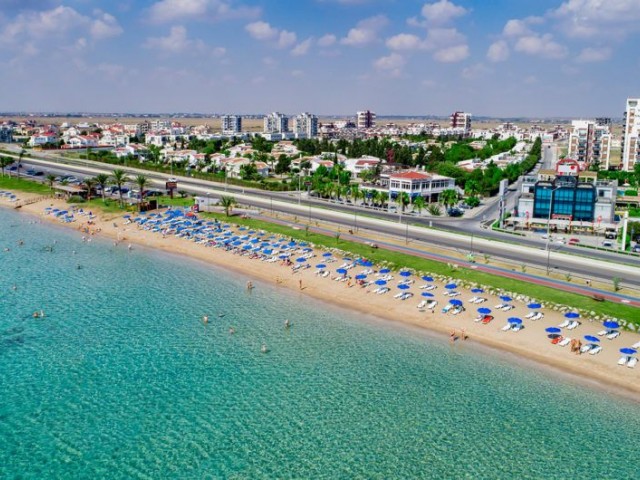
[468, 296, 479, 303]
[597, 329, 608, 336]
[481, 315, 493, 325]
[532, 313, 544, 321]
[426, 301, 437, 310]
[558, 319, 570, 328]
[551, 336, 563, 345]
[511, 324, 523, 332]
[628, 357, 638, 368]
[394, 292, 404, 299]
[442, 304, 453, 313]
[567, 321, 580, 330]
[618, 356, 629, 366]
[494, 303, 505, 309]
[589, 345, 603, 355]
[633, 341, 640, 349]
[474, 298, 487, 304]
[501, 305, 514, 312]
[558, 337, 571, 347]
[501, 324, 511, 331]
[580, 344, 592, 354]
[417, 300, 427, 309]
[606, 331, 620, 340]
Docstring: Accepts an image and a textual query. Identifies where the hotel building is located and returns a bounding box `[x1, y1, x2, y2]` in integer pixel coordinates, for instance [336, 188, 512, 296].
[621, 98, 640, 171]
[567, 120, 611, 169]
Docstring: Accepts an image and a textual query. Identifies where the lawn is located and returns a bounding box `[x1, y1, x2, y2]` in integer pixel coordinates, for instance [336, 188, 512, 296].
[0, 175, 52, 195]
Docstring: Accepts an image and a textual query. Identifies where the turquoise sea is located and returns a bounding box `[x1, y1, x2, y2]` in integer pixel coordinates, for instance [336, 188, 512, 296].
[0, 207, 639, 479]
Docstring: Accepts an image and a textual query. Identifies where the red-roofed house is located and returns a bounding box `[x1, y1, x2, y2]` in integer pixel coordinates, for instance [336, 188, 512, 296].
[383, 169, 455, 202]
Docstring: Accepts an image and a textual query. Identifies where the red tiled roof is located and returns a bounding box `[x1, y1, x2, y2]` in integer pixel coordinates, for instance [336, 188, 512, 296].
[390, 171, 431, 180]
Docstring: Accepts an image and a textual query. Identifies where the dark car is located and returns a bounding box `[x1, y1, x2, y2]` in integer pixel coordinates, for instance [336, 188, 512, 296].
[25, 169, 37, 176]
[447, 208, 463, 217]
[33, 171, 45, 176]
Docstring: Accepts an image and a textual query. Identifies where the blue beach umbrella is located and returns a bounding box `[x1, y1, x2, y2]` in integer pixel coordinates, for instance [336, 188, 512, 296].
[375, 279, 387, 286]
[471, 288, 484, 293]
[232, 240, 242, 246]
[355, 274, 367, 280]
[379, 268, 391, 274]
[336, 268, 348, 275]
[397, 284, 410, 290]
[500, 296, 512, 302]
[278, 254, 289, 259]
[399, 271, 411, 277]
[288, 241, 297, 247]
[422, 276, 434, 282]
[603, 321, 620, 330]
[323, 252, 332, 257]
[421, 292, 434, 298]
[527, 303, 542, 309]
[296, 257, 307, 263]
[584, 335, 600, 343]
[449, 299, 463, 306]
[565, 312, 580, 319]
[360, 260, 373, 267]
[545, 327, 561, 334]
[316, 264, 326, 269]
[445, 283, 457, 289]
[620, 348, 637, 355]
[478, 307, 491, 314]
[263, 249, 273, 255]
[508, 317, 523, 324]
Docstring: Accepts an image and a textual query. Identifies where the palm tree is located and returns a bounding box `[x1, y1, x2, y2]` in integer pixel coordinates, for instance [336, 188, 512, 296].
[111, 169, 129, 207]
[440, 188, 458, 208]
[220, 195, 237, 217]
[396, 191, 410, 212]
[17, 148, 25, 178]
[134, 175, 147, 212]
[83, 177, 96, 202]
[45, 173, 56, 190]
[413, 195, 426, 214]
[465, 179, 480, 197]
[95, 173, 110, 203]
[0, 156, 12, 177]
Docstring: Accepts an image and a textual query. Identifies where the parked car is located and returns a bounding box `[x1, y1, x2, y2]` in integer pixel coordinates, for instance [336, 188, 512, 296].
[25, 169, 37, 176]
[632, 244, 640, 253]
[603, 241, 613, 248]
[568, 238, 579, 245]
[33, 171, 45, 176]
[447, 208, 463, 217]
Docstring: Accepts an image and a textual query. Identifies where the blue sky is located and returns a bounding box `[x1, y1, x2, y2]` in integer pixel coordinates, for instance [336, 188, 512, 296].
[0, 0, 638, 117]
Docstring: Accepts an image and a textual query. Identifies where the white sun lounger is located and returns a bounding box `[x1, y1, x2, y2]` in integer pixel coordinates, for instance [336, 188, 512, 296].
[618, 356, 629, 366]
[558, 319, 570, 328]
[606, 331, 620, 340]
[501, 324, 511, 331]
[525, 312, 536, 319]
[558, 337, 571, 347]
[589, 345, 603, 355]
[394, 292, 404, 299]
[627, 357, 638, 368]
[566, 321, 580, 330]
[426, 301, 437, 310]
[511, 324, 523, 332]
[580, 344, 593, 354]
[597, 329, 608, 336]
[468, 296, 479, 303]
[501, 305, 514, 312]
[494, 303, 505, 309]
[633, 341, 640, 349]
[417, 300, 427, 309]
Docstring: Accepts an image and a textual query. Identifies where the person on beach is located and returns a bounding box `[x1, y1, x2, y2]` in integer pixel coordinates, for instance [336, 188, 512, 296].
[450, 330, 456, 342]
[246, 281, 254, 291]
[298, 279, 302, 290]
[461, 328, 466, 341]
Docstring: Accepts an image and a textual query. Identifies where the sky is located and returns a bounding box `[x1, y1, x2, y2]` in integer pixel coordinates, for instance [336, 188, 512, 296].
[0, 0, 638, 118]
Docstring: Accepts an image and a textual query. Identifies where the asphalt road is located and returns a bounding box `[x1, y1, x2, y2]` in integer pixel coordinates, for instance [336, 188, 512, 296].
[6, 150, 640, 289]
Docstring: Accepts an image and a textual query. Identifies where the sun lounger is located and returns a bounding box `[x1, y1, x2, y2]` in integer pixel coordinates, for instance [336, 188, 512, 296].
[531, 313, 544, 321]
[494, 303, 505, 309]
[417, 300, 427, 309]
[633, 341, 640, 349]
[468, 296, 479, 303]
[551, 336, 563, 345]
[606, 331, 620, 340]
[558, 319, 570, 328]
[525, 312, 535, 319]
[618, 356, 629, 366]
[501, 324, 511, 331]
[426, 301, 437, 310]
[511, 324, 523, 332]
[473, 298, 486, 304]
[481, 315, 493, 324]
[566, 321, 580, 330]
[580, 344, 592, 354]
[442, 304, 453, 313]
[501, 305, 514, 312]
[589, 345, 602, 355]
[597, 329, 608, 336]
[394, 292, 404, 299]
[377, 287, 389, 295]
[627, 357, 638, 368]
[558, 337, 571, 347]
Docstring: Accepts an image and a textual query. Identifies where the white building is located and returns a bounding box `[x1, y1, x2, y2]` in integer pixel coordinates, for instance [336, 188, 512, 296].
[450, 111, 472, 132]
[567, 120, 611, 169]
[621, 98, 640, 171]
[28, 132, 58, 147]
[292, 112, 318, 138]
[263, 112, 289, 134]
[356, 110, 376, 129]
[221, 115, 242, 135]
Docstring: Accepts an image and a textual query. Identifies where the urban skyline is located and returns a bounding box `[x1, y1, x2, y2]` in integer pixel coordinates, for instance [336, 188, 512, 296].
[0, 0, 639, 117]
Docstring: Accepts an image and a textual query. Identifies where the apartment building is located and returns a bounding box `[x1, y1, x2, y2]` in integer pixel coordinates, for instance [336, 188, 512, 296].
[450, 111, 472, 131]
[356, 110, 376, 129]
[221, 115, 242, 135]
[567, 120, 611, 169]
[263, 112, 289, 134]
[292, 112, 318, 138]
[621, 98, 640, 171]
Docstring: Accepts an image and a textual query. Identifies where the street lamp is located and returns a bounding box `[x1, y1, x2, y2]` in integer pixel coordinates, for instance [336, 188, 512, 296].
[546, 186, 561, 275]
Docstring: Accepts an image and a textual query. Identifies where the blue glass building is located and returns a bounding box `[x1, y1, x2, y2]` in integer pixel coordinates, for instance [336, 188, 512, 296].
[532, 176, 596, 221]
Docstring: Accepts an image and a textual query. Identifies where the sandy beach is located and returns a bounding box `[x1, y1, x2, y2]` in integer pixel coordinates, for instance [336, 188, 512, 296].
[2, 191, 640, 398]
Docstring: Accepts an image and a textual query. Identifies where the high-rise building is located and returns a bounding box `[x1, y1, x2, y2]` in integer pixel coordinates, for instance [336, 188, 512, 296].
[450, 111, 472, 131]
[621, 98, 640, 171]
[567, 120, 611, 169]
[263, 112, 289, 134]
[221, 115, 242, 135]
[292, 112, 318, 138]
[356, 110, 376, 129]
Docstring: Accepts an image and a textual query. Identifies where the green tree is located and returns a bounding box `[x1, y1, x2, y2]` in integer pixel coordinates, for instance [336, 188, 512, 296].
[111, 169, 129, 207]
[240, 162, 259, 181]
[83, 177, 96, 202]
[45, 173, 56, 190]
[94, 173, 110, 203]
[0, 156, 12, 177]
[396, 192, 411, 212]
[413, 195, 426, 213]
[440, 189, 458, 208]
[135, 174, 148, 211]
[275, 155, 291, 175]
[220, 195, 237, 217]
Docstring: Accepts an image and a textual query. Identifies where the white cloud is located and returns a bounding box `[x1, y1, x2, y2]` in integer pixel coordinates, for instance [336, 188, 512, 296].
[90, 12, 123, 40]
[245, 21, 278, 41]
[386, 33, 422, 51]
[421, 0, 468, 25]
[212, 46, 226, 57]
[144, 25, 205, 53]
[341, 15, 388, 47]
[487, 40, 509, 62]
[262, 56, 278, 67]
[422, 27, 465, 50]
[373, 52, 405, 77]
[503, 19, 531, 37]
[278, 30, 297, 48]
[515, 34, 567, 59]
[433, 44, 468, 62]
[551, 0, 640, 38]
[576, 46, 611, 63]
[317, 34, 337, 47]
[291, 37, 312, 56]
[148, 0, 259, 24]
[291, 70, 304, 78]
[462, 63, 491, 79]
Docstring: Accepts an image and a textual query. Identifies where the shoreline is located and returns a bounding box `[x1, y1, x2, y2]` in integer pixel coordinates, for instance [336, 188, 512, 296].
[2, 192, 640, 400]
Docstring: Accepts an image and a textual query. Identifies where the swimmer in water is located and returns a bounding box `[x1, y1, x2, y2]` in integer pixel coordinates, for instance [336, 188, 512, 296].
[261, 344, 268, 354]
[202, 315, 209, 324]
[284, 319, 290, 329]
[218, 313, 225, 318]
[229, 327, 236, 335]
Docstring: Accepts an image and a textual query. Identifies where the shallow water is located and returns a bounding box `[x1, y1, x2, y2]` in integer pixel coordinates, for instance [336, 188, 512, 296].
[1, 208, 639, 479]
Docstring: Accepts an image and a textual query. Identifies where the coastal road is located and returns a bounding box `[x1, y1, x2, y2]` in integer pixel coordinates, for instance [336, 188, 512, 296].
[7, 152, 640, 290]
